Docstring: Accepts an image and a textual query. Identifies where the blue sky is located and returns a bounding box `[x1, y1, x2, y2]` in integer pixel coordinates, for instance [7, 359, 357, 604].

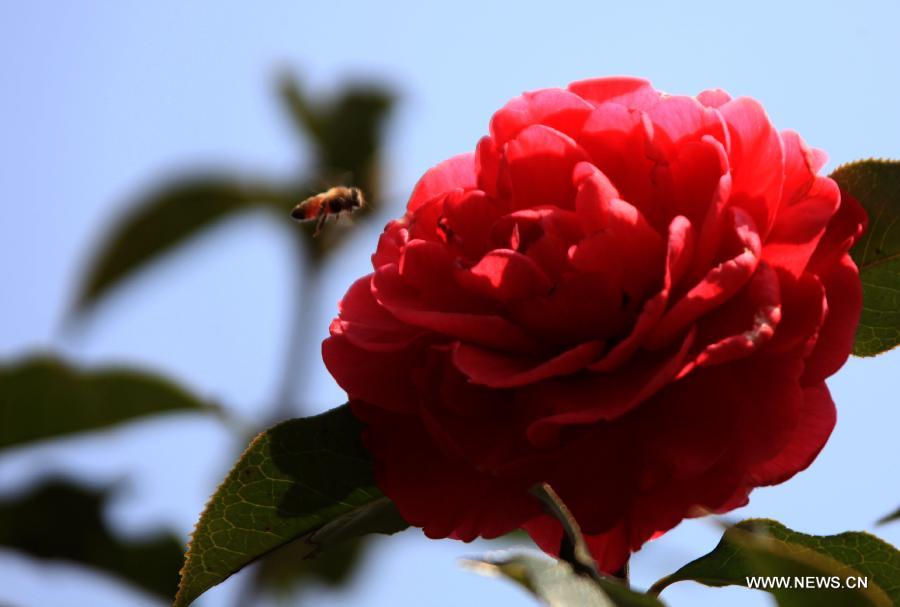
[1, 1, 899, 606]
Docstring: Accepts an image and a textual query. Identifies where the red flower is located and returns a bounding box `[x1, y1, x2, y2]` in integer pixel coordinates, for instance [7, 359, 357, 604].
[323, 78, 866, 571]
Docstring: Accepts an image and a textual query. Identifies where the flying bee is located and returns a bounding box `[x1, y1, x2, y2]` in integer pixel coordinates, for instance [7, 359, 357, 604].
[290, 186, 366, 237]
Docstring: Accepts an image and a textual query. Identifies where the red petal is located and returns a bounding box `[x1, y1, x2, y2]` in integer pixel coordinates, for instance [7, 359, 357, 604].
[731, 356, 806, 465]
[455, 249, 552, 303]
[354, 405, 540, 541]
[763, 175, 840, 277]
[490, 206, 584, 280]
[399, 239, 456, 287]
[333, 275, 423, 351]
[508, 271, 628, 347]
[766, 270, 826, 356]
[646, 94, 728, 150]
[802, 254, 862, 384]
[689, 138, 733, 277]
[570, 163, 665, 299]
[504, 124, 590, 210]
[718, 97, 785, 236]
[322, 335, 420, 413]
[451, 340, 603, 388]
[489, 87, 594, 145]
[665, 138, 729, 227]
[689, 262, 782, 371]
[696, 88, 732, 108]
[635, 370, 735, 482]
[525, 329, 696, 447]
[406, 194, 446, 241]
[371, 220, 408, 269]
[749, 382, 836, 485]
[780, 130, 828, 211]
[372, 263, 541, 353]
[807, 188, 867, 273]
[589, 215, 695, 371]
[442, 189, 506, 262]
[475, 136, 505, 198]
[647, 207, 761, 349]
[407, 153, 476, 213]
[567, 77, 660, 110]
[577, 104, 660, 227]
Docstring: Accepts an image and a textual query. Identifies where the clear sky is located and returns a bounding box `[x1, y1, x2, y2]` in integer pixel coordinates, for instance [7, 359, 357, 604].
[1, 1, 899, 606]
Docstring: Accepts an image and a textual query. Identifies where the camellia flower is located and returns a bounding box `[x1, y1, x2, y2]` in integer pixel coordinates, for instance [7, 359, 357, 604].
[322, 77, 866, 572]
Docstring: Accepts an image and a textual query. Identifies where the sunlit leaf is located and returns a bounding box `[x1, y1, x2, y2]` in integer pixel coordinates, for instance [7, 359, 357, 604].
[464, 552, 665, 607]
[175, 405, 408, 607]
[0, 355, 213, 451]
[0, 479, 184, 599]
[650, 519, 899, 606]
[830, 160, 900, 356]
[72, 176, 296, 313]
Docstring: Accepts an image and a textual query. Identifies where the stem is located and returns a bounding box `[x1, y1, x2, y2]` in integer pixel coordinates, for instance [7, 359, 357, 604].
[530, 483, 602, 583]
[270, 232, 321, 423]
[232, 232, 320, 607]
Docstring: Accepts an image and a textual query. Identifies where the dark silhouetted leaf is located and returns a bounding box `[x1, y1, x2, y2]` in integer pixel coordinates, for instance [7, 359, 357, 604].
[257, 537, 365, 597]
[650, 519, 899, 606]
[464, 552, 665, 607]
[0, 479, 184, 599]
[878, 507, 900, 526]
[830, 160, 900, 356]
[175, 405, 408, 607]
[73, 176, 296, 313]
[0, 355, 212, 451]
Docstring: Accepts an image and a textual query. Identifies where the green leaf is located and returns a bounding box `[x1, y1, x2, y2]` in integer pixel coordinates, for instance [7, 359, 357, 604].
[0, 355, 212, 451]
[72, 176, 295, 313]
[175, 405, 408, 607]
[0, 479, 185, 599]
[650, 519, 900, 606]
[830, 160, 900, 356]
[463, 552, 665, 607]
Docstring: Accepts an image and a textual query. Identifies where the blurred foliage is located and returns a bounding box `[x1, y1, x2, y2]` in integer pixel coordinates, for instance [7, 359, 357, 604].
[73, 74, 394, 316]
[464, 553, 664, 607]
[0, 355, 213, 451]
[73, 178, 296, 312]
[0, 479, 185, 600]
[878, 507, 900, 526]
[0, 72, 396, 605]
[175, 405, 408, 607]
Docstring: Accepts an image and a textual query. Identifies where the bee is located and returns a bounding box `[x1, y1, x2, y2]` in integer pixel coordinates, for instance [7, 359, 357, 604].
[290, 186, 366, 237]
